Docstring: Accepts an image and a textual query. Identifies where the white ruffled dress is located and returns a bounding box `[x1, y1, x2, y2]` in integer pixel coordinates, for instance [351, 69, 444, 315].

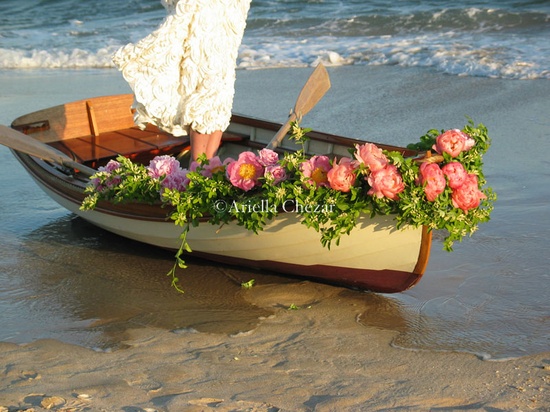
[113, 0, 251, 136]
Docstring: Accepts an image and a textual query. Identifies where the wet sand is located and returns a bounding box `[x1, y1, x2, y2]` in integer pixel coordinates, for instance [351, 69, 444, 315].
[1, 284, 549, 411]
[0, 66, 549, 411]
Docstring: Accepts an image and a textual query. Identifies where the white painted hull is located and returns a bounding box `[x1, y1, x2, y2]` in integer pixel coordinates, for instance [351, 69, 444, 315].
[30, 173, 428, 292]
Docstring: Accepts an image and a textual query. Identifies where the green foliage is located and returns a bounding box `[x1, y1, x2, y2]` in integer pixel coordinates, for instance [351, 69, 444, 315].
[241, 279, 255, 289]
[80, 119, 496, 291]
[406, 128, 440, 151]
[80, 155, 161, 209]
[397, 120, 495, 251]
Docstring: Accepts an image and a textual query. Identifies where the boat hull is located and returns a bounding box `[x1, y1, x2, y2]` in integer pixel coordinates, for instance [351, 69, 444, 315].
[15, 150, 431, 293]
[8, 94, 432, 293]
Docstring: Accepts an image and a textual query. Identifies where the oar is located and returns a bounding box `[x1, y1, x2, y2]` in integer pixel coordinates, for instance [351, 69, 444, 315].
[266, 63, 331, 150]
[0, 124, 96, 176]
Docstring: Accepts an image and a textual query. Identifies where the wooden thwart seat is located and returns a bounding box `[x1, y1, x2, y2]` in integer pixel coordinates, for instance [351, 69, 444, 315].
[11, 94, 250, 167]
[48, 126, 190, 164]
[47, 125, 249, 166]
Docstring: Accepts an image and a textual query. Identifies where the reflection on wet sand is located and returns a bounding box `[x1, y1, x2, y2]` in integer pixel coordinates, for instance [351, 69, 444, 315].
[3, 213, 418, 354]
[1, 215, 279, 350]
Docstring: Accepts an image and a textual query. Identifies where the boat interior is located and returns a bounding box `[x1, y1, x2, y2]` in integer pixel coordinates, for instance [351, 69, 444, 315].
[11, 94, 418, 171]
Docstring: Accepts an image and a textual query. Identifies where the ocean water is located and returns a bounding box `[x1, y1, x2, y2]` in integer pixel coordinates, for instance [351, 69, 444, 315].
[0, 0, 549, 79]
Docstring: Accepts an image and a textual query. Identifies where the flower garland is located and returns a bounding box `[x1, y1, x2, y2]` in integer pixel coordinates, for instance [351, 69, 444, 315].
[81, 120, 495, 290]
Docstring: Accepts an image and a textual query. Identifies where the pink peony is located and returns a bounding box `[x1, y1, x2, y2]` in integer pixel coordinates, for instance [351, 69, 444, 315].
[100, 159, 121, 173]
[200, 156, 226, 178]
[367, 164, 404, 200]
[90, 178, 102, 190]
[188, 160, 200, 172]
[451, 173, 487, 212]
[442, 161, 468, 189]
[161, 168, 190, 192]
[327, 157, 357, 192]
[300, 155, 332, 187]
[264, 164, 287, 185]
[93, 159, 122, 190]
[147, 155, 181, 178]
[418, 162, 446, 202]
[432, 129, 475, 158]
[258, 148, 279, 166]
[354, 143, 388, 172]
[226, 152, 264, 191]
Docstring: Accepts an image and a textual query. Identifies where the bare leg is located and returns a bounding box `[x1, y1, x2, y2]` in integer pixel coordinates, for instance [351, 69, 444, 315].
[190, 129, 223, 161]
[205, 130, 222, 159]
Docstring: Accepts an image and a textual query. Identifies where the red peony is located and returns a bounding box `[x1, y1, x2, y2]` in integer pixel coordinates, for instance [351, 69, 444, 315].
[442, 161, 468, 189]
[432, 129, 475, 158]
[418, 162, 446, 202]
[367, 164, 404, 200]
[451, 173, 487, 212]
[327, 157, 357, 192]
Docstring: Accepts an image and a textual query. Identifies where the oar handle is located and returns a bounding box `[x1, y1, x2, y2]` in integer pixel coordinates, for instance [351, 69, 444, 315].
[266, 112, 297, 150]
[0, 124, 96, 176]
[266, 64, 331, 150]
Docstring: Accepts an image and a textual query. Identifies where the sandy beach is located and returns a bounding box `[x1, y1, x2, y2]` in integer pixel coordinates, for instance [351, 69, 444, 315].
[0, 66, 549, 411]
[0, 283, 549, 411]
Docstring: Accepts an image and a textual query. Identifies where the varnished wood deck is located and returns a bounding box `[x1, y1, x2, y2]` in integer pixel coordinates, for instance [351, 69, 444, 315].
[47, 125, 189, 166]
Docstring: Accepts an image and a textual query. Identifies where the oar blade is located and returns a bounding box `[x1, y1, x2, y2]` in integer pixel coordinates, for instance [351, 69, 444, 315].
[267, 64, 331, 150]
[294, 63, 331, 117]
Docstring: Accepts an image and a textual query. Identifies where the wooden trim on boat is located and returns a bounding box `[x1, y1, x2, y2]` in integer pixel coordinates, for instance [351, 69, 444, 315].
[414, 226, 432, 275]
[12, 150, 171, 221]
[191, 251, 423, 294]
[230, 113, 419, 157]
[11, 94, 136, 143]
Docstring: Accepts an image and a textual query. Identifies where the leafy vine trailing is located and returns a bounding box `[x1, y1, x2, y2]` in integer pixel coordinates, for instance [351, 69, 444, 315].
[81, 120, 496, 291]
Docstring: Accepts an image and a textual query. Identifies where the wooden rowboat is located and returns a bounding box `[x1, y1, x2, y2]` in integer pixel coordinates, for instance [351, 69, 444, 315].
[3, 93, 432, 293]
